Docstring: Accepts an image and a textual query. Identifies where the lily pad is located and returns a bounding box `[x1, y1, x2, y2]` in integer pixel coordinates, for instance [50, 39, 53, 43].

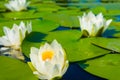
[57, 9, 82, 16]
[92, 37, 120, 53]
[1, 10, 41, 19]
[32, 19, 59, 33]
[0, 56, 38, 80]
[22, 32, 46, 57]
[90, 6, 107, 14]
[44, 30, 110, 62]
[43, 13, 80, 28]
[79, 54, 120, 80]
[0, 1, 6, 9]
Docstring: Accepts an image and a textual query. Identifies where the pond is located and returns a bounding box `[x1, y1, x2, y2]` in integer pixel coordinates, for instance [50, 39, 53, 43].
[0, 0, 120, 80]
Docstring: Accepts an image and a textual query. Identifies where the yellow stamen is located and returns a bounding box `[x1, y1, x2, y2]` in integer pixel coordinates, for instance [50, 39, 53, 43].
[42, 51, 54, 61]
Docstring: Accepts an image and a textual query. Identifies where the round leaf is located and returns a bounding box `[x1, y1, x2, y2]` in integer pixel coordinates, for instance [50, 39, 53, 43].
[44, 30, 110, 62]
[79, 54, 120, 80]
[0, 56, 38, 80]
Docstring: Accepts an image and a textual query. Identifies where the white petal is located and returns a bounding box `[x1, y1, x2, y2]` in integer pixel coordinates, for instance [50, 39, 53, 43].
[33, 71, 49, 79]
[61, 61, 69, 76]
[19, 21, 27, 39]
[51, 64, 60, 78]
[87, 11, 96, 22]
[44, 60, 54, 75]
[11, 26, 21, 45]
[97, 13, 103, 19]
[4, 4, 14, 11]
[3, 27, 11, 36]
[105, 19, 112, 27]
[9, 1, 19, 11]
[27, 21, 32, 34]
[0, 36, 11, 46]
[51, 40, 66, 72]
[4, 0, 29, 11]
[44, 43, 53, 50]
[30, 47, 39, 68]
[103, 19, 112, 32]
[51, 40, 61, 49]
[30, 47, 46, 74]
[78, 12, 94, 35]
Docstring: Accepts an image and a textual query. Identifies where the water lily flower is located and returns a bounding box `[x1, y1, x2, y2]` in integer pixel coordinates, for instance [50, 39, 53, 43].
[5, 0, 30, 12]
[0, 21, 32, 60]
[28, 40, 69, 80]
[78, 11, 112, 37]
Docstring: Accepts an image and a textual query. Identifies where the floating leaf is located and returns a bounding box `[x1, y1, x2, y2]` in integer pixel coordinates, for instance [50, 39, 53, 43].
[22, 32, 46, 57]
[57, 9, 82, 16]
[44, 30, 110, 62]
[90, 6, 107, 14]
[92, 37, 120, 53]
[32, 19, 59, 33]
[79, 54, 120, 80]
[0, 56, 38, 80]
[2, 10, 40, 19]
[0, 1, 6, 11]
[43, 13, 80, 28]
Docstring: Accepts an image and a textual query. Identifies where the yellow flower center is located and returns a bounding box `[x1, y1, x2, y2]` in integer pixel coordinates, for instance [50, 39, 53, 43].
[42, 50, 54, 61]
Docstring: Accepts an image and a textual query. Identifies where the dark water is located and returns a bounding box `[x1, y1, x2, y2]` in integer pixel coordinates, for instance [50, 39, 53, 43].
[115, 15, 120, 22]
[52, 26, 71, 31]
[62, 63, 107, 80]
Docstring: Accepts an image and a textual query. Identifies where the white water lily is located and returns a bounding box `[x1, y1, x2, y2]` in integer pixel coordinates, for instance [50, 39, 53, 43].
[29, 40, 69, 80]
[0, 21, 32, 60]
[78, 11, 112, 37]
[5, 0, 30, 12]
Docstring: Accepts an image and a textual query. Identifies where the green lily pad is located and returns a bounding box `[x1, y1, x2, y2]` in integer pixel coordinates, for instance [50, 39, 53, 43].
[44, 30, 110, 62]
[57, 9, 82, 16]
[22, 30, 82, 60]
[43, 13, 80, 28]
[110, 22, 120, 29]
[92, 37, 120, 53]
[30, 1, 61, 12]
[0, 1, 6, 8]
[79, 54, 120, 80]
[106, 10, 120, 16]
[1, 10, 40, 19]
[0, 1, 6, 12]
[90, 6, 107, 14]
[22, 32, 46, 57]
[36, 4, 59, 12]
[0, 56, 38, 80]
[32, 19, 59, 33]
